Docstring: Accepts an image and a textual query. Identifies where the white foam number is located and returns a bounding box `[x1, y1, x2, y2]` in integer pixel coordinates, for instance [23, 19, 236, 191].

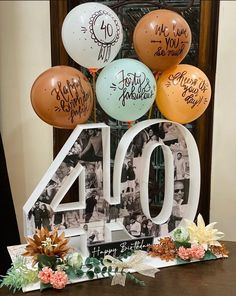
[23, 119, 200, 254]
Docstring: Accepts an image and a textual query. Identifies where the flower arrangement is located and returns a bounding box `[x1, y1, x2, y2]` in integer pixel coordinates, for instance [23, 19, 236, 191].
[148, 214, 229, 263]
[0, 215, 228, 293]
[0, 227, 158, 293]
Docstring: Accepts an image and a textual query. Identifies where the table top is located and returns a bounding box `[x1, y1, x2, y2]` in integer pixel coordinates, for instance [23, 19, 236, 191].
[1, 241, 235, 296]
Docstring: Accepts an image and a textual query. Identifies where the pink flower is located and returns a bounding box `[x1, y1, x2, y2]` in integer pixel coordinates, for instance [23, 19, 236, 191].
[177, 246, 191, 260]
[38, 267, 53, 284]
[190, 245, 205, 260]
[50, 270, 68, 289]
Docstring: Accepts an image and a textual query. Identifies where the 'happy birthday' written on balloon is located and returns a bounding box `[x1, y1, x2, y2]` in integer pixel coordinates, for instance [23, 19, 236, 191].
[153, 22, 189, 57]
[51, 78, 91, 123]
[113, 70, 154, 107]
[168, 71, 209, 109]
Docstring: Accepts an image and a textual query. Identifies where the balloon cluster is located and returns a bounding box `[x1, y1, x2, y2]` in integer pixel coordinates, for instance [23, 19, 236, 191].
[30, 3, 211, 128]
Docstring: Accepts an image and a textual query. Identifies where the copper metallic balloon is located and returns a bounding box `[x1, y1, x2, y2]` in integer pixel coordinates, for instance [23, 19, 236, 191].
[31, 66, 94, 129]
[133, 9, 192, 73]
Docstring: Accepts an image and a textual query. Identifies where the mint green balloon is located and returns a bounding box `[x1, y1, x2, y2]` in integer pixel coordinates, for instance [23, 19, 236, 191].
[96, 58, 156, 121]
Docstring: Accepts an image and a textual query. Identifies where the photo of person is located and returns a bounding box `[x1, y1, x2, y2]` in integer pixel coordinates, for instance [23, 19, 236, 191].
[146, 125, 165, 144]
[38, 179, 58, 204]
[52, 156, 75, 185]
[141, 219, 149, 236]
[51, 211, 66, 230]
[40, 203, 52, 230]
[168, 180, 185, 232]
[95, 161, 103, 189]
[131, 129, 149, 157]
[64, 210, 80, 229]
[37, 156, 77, 207]
[84, 190, 98, 223]
[146, 219, 160, 237]
[28, 201, 44, 230]
[128, 215, 141, 237]
[107, 205, 119, 223]
[81, 222, 104, 245]
[27, 202, 53, 233]
[174, 152, 186, 180]
[68, 140, 82, 156]
[87, 229, 100, 244]
[79, 129, 102, 162]
[121, 162, 128, 197]
[162, 122, 180, 146]
[85, 163, 98, 189]
[126, 160, 136, 195]
[119, 200, 130, 219]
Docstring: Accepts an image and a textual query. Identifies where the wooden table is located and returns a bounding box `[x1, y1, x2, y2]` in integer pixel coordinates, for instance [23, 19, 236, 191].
[1, 241, 235, 296]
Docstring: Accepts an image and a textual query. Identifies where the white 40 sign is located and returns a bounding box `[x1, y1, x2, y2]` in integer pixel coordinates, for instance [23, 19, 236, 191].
[23, 119, 200, 256]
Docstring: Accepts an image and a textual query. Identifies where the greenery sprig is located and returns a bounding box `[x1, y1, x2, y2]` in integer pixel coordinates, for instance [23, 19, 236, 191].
[72, 254, 146, 286]
[0, 257, 38, 293]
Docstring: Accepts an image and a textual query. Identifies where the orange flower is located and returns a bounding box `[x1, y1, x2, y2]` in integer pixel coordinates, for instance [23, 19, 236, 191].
[209, 243, 229, 257]
[148, 237, 177, 261]
[23, 227, 70, 265]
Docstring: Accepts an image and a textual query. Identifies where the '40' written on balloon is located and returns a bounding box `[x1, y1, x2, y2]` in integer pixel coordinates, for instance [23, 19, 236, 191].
[61, 2, 123, 70]
[23, 120, 200, 257]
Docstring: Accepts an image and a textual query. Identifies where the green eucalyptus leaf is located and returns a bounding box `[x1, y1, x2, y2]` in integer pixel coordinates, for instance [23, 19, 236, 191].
[40, 282, 51, 292]
[86, 270, 94, 280]
[77, 269, 84, 278]
[174, 241, 191, 249]
[204, 250, 217, 260]
[65, 266, 77, 279]
[91, 258, 100, 266]
[85, 257, 92, 265]
[86, 263, 93, 269]
[94, 266, 101, 274]
[176, 257, 189, 265]
[37, 254, 57, 269]
[139, 281, 146, 287]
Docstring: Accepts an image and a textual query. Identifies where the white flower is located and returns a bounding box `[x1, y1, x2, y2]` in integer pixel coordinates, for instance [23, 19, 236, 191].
[184, 214, 224, 250]
[67, 252, 83, 270]
[173, 227, 189, 243]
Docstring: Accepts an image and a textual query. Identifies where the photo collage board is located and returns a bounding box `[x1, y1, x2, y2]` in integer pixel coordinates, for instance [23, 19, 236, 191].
[24, 120, 196, 251]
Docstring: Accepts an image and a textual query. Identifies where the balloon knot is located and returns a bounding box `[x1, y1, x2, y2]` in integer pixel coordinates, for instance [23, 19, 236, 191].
[154, 71, 162, 80]
[88, 68, 98, 77]
[128, 121, 133, 129]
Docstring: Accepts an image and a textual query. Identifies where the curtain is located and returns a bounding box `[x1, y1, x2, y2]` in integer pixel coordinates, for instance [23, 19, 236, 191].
[0, 134, 20, 275]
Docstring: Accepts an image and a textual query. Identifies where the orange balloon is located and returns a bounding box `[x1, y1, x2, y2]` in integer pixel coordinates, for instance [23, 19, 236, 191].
[133, 9, 192, 73]
[156, 64, 211, 124]
[31, 66, 94, 129]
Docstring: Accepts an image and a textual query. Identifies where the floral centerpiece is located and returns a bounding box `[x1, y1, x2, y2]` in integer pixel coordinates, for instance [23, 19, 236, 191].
[0, 214, 228, 293]
[0, 227, 158, 293]
[148, 214, 228, 263]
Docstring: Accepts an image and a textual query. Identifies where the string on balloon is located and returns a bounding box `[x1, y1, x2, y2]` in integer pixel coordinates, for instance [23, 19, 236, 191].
[128, 121, 134, 129]
[88, 68, 98, 123]
[148, 71, 162, 119]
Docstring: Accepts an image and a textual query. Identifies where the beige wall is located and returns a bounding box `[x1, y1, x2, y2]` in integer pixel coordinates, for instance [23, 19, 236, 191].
[0, 1, 53, 242]
[0, 1, 235, 242]
[210, 1, 236, 241]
